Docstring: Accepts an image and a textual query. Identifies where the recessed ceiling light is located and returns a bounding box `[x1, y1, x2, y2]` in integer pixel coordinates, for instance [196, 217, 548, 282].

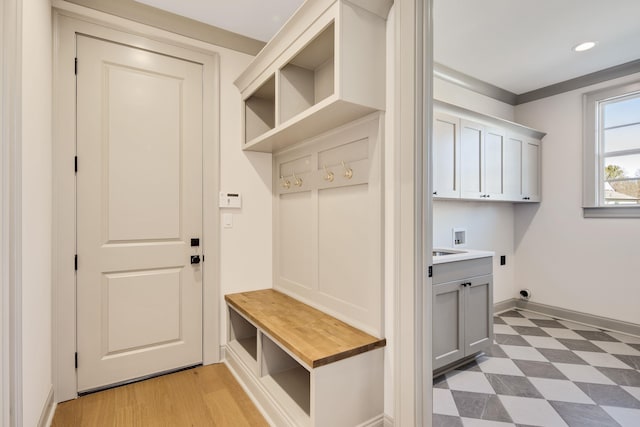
[573, 41, 596, 52]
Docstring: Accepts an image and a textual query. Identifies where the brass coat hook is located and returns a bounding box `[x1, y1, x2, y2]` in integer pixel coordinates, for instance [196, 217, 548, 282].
[323, 165, 334, 182]
[341, 161, 353, 179]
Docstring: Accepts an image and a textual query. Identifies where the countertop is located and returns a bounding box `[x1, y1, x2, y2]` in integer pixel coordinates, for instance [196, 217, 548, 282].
[432, 248, 495, 264]
[225, 289, 386, 368]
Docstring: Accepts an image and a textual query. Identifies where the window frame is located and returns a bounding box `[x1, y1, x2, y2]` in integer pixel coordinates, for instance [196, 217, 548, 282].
[583, 80, 640, 218]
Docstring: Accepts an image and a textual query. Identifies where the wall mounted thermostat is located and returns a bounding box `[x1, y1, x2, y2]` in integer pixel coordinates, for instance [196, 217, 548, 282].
[219, 192, 242, 208]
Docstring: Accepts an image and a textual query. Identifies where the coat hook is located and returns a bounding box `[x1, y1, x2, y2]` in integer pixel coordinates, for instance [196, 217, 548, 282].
[323, 165, 334, 182]
[341, 161, 353, 179]
[293, 172, 303, 187]
[280, 175, 291, 189]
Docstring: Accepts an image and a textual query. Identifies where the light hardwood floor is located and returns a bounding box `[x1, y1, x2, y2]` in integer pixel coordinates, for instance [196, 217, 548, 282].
[52, 364, 268, 426]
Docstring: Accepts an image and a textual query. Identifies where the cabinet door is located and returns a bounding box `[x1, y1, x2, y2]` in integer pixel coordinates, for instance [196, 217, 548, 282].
[522, 139, 541, 202]
[504, 134, 524, 201]
[433, 113, 460, 199]
[460, 120, 484, 199]
[433, 281, 465, 370]
[484, 127, 506, 200]
[464, 275, 493, 356]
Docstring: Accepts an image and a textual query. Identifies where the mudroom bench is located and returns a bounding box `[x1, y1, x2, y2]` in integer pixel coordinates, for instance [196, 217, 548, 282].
[224, 289, 386, 427]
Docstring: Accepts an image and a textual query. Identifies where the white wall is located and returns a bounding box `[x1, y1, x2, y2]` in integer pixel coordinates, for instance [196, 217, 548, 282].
[514, 72, 640, 325]
[21, 0, 53, 424]
[217, 48, 273, 344]
[433, 79, 518, 303]
[433, 201, 516, 303]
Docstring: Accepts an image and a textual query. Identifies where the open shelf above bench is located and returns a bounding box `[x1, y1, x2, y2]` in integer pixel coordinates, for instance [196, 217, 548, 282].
[235, 0, 391, 153]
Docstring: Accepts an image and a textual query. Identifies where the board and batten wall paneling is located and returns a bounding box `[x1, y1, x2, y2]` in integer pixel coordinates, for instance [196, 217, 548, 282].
[279, 192, 314, 290]
[274, 113, 384, 337]
[318, 184, 370, 307]
[514, 71, 640, 325]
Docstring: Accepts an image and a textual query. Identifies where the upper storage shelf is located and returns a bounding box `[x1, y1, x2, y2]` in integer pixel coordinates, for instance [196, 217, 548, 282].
[234, 0, 392, 153]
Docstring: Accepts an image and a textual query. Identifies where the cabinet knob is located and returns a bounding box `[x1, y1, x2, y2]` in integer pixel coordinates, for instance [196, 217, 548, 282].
[433, 191, 438, 196]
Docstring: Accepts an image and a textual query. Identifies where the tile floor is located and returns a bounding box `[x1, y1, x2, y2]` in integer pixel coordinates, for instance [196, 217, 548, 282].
[433, 309, 640, 427]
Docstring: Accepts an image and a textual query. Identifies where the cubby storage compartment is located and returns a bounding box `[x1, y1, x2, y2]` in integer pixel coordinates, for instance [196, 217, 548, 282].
[228, 306, 258, 365]
[244, 76, 275, 143]
[235, 0, 391, 152]
[279, 23, 335, 123]
[261, 335, 311, 424]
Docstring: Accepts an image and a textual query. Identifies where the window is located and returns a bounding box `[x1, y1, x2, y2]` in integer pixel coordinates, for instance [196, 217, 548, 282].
[583, 81, 640, 217]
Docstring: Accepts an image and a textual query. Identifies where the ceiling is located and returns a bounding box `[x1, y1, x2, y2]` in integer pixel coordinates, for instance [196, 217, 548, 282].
[434, 0, 640, 94]
[134, 0, 304, 42]
[136, 0, 640, 95]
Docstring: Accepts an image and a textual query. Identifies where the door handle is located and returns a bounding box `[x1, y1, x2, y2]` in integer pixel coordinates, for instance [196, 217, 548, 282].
[190, 255, 201, 265]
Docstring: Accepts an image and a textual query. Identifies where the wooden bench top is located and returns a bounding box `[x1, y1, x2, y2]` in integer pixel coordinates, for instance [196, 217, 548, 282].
[225, 289, 386, 368]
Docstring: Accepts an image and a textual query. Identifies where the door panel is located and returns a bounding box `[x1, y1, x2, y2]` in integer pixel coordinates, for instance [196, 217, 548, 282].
[484, 128, 505, 199]
[433, 113, 460, 198]
[105, 268, 182, 353]
[523, 140, 541, 201]
[76, 35, 203, 392]
[433, 281, 464, 370]
[460, 120, 484, 198]
[106, 65, 182, 241]
[465, 276, 493, 355]
[504, 135, 523, 200]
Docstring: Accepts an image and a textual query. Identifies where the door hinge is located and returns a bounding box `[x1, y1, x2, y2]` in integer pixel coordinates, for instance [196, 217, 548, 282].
[74, 254, 78, 271]
[428, 265, 433, 278]
[74, 156, 78, 173]
[202, 255, 205, 262]
[74, 57, 77, 75]
[75, 352, 78, 369]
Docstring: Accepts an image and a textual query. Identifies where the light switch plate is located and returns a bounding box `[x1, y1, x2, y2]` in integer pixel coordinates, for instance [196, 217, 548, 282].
[223, 213, 233, 229]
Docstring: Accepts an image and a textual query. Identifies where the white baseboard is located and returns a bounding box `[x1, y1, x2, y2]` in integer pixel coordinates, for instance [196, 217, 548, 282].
[38, 387, 56, 427]
[357, 414, 385, 427]
[494, 299, 640, 337]
[383, 414, 394, 427]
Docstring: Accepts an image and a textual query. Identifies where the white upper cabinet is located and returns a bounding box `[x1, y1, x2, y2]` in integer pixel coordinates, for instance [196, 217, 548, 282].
[433, 113, 460, 198]
[504, 133, 524, 200]
[433, 100, 545, 203]
[459, 120, 484, 199]
[522, 139, 541, 202]
[235, 0, 392, 153]
[483, 127, 507, 200]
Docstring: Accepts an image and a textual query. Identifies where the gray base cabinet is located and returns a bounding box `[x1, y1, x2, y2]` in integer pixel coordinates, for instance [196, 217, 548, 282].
[433, 257, 493, 371]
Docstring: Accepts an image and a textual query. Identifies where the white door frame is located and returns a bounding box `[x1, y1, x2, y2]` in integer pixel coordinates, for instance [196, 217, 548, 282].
[53, 6, 221, 402]
[393, 0, 432, 425]
[1, 0, 23, 424]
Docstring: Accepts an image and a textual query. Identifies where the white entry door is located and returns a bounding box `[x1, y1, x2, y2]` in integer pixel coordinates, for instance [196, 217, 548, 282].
[76, 35, 204, 392]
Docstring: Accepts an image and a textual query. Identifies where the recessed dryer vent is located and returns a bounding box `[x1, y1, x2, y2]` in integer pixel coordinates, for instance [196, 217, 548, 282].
[452, 228, 467, 247]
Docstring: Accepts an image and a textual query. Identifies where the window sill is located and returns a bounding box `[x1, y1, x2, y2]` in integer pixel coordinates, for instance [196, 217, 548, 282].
[583, 206, 640, 218]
